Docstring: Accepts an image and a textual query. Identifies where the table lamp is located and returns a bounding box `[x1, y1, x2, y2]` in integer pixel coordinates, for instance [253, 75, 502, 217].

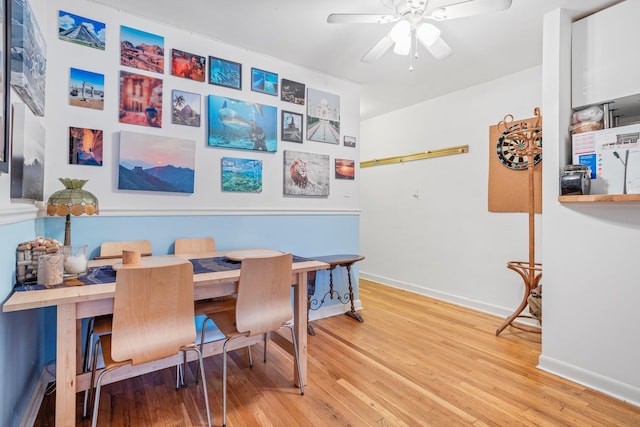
[46, 178, 99, 246]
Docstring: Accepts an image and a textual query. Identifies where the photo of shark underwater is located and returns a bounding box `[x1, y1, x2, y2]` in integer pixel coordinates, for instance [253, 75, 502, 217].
[208, 94, 278, 152]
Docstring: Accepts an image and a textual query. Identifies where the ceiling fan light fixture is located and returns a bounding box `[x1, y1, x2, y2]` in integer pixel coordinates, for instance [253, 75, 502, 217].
[416, 23, 440, 46]
[331, 0, 509, 66]
[389, 19, 410, 43]
[393, 35, 411, 55]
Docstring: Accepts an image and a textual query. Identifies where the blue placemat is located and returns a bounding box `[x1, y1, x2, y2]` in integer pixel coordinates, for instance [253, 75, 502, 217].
[14, 265, 117, 291]
[189, 255, 310, 274]
[14, 256, 311, 291]
[189, 256, 241, 274]
[79, 265, 117, 285]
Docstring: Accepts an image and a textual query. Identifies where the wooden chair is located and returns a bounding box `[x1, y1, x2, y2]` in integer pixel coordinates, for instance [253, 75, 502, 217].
[200, 253, 304, 427]
[173, 237, 236, 316]
[82, 239, 153, 417]
[89, 261, 212, 427]
[174, 237, 237, 383]
[174, 237, 215, 255]
[96, 239, 152, 258]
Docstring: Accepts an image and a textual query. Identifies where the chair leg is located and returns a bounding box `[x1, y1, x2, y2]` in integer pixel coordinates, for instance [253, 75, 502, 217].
[222, 339, 230, 427]
[187, 347, 212, 427]
[91, 369, 106, 427]
[263, 333, 268, 363]
[176, 363, 182, 391]
[182, 351, 187, 387]
[83, 317, 95, 372]
[90, 340, 111, 427]
[286, 324, 305, 396]
[248, 345, 253, 368]
[197, 316, 214, 384]
[84, 338, 101, 418]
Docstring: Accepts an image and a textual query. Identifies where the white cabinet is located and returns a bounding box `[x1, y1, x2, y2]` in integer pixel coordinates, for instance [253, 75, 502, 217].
[572, 0, 640, 116]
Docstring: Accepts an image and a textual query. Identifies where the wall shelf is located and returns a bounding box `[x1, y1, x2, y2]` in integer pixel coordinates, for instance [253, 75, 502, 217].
[558, 194, 640, 203]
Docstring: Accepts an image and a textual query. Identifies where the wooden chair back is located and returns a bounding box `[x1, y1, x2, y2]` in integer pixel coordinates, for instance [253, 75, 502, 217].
[111, 261, 196, 365]
[235, 253, 293, 335]
[99, 240, 152, 257]
[174, 238, 215, 255]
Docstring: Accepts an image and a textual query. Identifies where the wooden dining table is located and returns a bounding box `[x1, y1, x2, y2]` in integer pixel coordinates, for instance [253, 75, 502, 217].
[2, 250, 329, 427]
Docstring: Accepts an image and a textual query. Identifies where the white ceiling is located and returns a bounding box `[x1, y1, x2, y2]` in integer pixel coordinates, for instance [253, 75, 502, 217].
[88, 0, 621, 119]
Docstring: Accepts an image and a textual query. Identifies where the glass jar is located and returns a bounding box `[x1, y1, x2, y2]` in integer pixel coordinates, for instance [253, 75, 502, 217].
[38, 253, 64, 288]
[560, 164, 591, 195]
[62, 244, 88, 274]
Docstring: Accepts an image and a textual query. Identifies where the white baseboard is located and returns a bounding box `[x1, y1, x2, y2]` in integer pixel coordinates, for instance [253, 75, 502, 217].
[538, 355, 640, 407]
[360, 271, 534, 322]
[309, 299, 363, 322]
[20, 364, 55, 427]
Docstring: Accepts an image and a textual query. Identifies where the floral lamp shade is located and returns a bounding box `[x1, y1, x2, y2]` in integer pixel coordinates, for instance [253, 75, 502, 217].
[46, 178, 99, 245]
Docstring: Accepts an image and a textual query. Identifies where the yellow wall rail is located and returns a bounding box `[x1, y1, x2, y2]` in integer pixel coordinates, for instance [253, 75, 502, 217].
[360, 145, 469, 168]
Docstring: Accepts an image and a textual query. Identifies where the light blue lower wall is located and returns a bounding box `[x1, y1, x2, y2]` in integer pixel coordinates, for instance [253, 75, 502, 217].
[0, 219, 47, 427]
[1, 213, 360, 426]
[41, 214, 361, 361]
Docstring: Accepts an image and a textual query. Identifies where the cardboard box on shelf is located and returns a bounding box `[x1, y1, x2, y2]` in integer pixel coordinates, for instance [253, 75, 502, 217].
[572, 123, 640, 194]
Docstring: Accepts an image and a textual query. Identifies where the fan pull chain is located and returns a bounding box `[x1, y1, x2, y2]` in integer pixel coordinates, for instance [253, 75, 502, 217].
[409, 29, 416, 71]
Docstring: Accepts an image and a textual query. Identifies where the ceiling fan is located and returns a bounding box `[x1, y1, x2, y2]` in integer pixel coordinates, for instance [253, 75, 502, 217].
[327, 0, 512, 69]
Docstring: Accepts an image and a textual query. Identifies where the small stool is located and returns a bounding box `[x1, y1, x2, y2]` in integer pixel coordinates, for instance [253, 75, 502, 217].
[307, 254, 365, 335]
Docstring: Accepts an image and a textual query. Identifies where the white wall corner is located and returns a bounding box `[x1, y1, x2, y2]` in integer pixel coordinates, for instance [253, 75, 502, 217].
[538, 355, 640, 407]
[19, 364, 55, 427]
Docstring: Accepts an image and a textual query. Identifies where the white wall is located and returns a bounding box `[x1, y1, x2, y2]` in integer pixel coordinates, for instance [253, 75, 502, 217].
[540, 8, 640, 406]
[37, 0, 360, 216]
[360, 66, 543, 316]
[0, 1, 363, 425]
[360, 6, 640, 406]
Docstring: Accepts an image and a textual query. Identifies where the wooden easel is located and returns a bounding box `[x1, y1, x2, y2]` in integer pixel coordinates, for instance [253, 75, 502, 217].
[496, 108, 543, 336]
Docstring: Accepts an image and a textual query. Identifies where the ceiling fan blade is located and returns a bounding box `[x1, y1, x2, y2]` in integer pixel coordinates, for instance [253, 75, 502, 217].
[428, 0, 512, 21]
[361, 34, 394, 63]
[423, 37, 453, 60]
[327, 13, 398, 24]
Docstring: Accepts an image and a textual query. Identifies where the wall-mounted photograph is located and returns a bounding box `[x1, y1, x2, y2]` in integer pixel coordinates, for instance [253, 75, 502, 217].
[207, 94, 277, 152]
[306, 87, 340, 144]
[251, 67, 278, 96]
[171, 89, 200, 127]
[209, 56, 241, 90]
[11, 0, 47, 117]
[335, 158, 355, 180]
[283, 150, 330, 197]
[69, 67, 104, 110]
[120, 25, 164, 74]
[0, 0, 8, 173]
[69, 126, 103, 166]
[281, 110, 303, 143]
[281, 78, 305, 105]
[221, 157, 262, 193]
[10, 103, 44, 200]
[171, 49, 205, 82]
[118, 131, 195, 194]
[58, 10, 105, 50]
[119, 70, 163, 128]
[344, 135, 356, 147]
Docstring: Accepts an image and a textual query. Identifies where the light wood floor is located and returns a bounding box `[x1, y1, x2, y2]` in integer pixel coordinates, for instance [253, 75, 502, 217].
[35, 279, 640, 426]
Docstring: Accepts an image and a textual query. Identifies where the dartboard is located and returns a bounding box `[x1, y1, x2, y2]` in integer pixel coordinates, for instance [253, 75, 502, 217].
[496, 125, 542, 170]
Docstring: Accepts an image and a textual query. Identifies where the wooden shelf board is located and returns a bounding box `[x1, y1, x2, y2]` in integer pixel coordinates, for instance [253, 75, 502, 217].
[558, 194, 640, 203]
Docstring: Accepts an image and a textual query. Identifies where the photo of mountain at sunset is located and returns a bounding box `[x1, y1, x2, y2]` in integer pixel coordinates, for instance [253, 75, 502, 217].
[118, 131, 195, 193]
